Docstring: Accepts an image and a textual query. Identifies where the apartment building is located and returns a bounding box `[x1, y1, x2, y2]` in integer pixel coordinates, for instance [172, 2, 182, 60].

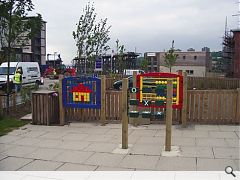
[0, 17, 46, 66]
[145, 49, 211, 77]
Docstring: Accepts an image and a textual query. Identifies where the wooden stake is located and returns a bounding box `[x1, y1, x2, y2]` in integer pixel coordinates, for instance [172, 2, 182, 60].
[100, 75, 106, 125]
[132, 71, 138, 126]
[122, 78, 129, 149]
[165, 79, 173, 151]
[59, 75, 65, 126]
[181, 72, 188, 127]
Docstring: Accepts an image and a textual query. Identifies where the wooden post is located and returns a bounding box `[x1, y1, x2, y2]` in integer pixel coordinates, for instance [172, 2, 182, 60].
[181, 72, 188, 127]
[59, 75, 65, 126]
[100, 75, 106, 126]
[165, 79, 173, 151]
[122, 78, 129, 149]
[132, 71, 138, 126]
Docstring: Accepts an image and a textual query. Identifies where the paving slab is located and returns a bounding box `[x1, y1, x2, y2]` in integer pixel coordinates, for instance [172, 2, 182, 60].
[56, 163, 97, 171]
[235, 159, 240, 170]
[182, 130, 209, 138]
[213, 147, 239, 159]
[197, 158, 238, 171]
[26, 148, 64, 161]
[119, 154, 159, 170]
[7, 129, 29, 136]
[209, 131, 238, 139]
[135, 136, 165, 145]
[62, 133, 89, 141]
[218, 125, 239, 132]
[18, 160, 63, 171]
[12, 137, 42, 146]
[0, 135, 22, 144]
[0, 154, 7, 161]
[225, 139, 240, 148]
[196, 137, 228, 147]
[53, 150, 94, 164]
[154, 129, 184, 137]
[156, 157, 196, 171]
[35, 139, 63, 148]
[0, 143, 15, 153]
[84, 142, 118, 153]
[129, 129, 158, 137]
[0, 157, 33, 170]
[180, 146, 214, 158]
[95, 166, 135, 171]
[85, 152, 125, 167]
[195, 125, 220, 131]
[129, 144, 163, 156]
[85, 134, 113, 142]
[172, 137, 196, 146]
[58, 141, 91, 151]
[38, 132, 67, 139]
[20, 131, 47, 138]
[1, 145, 38, 158]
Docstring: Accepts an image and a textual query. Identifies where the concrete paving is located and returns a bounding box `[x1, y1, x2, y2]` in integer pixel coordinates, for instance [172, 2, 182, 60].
[0, 123, 239, 171]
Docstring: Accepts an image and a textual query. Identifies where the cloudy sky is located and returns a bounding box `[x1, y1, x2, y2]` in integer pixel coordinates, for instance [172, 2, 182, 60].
[31, 0, 238, 64]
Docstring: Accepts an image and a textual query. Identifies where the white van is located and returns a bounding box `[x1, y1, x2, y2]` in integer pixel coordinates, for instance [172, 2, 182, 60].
[0, 62, 42, 90]
[123, 69, 145, 76]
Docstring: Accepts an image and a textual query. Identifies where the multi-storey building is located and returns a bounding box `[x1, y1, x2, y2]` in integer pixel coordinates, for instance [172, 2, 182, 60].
[232, 29, 240, 78]
[0, 17, 46, 66]
[144, 49, 211, 77]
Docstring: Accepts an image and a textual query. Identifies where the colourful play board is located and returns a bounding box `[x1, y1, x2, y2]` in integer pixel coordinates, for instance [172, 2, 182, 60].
[62, 76, 101, 109]
[136, 72, 183, 109]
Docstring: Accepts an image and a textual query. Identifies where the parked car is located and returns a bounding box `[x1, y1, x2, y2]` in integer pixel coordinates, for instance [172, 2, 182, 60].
[123, 69, 145, 76]
[113, 76, 133, 90]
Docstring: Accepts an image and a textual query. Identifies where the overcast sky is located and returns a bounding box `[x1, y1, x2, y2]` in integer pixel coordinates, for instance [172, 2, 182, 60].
[31, 0, 238, 64]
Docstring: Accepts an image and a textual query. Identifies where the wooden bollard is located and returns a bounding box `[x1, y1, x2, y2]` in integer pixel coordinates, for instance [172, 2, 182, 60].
[165, 79, 173, 151]
[181, 72, 188, 127]
[122, 78, 129, 149]
[59, 75, 65, 126]
[100, 75, 106, 126]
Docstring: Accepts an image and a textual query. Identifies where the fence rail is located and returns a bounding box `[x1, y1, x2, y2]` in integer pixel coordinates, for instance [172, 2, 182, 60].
[187, 90, 240, 124]
[187, 77, 240, 90]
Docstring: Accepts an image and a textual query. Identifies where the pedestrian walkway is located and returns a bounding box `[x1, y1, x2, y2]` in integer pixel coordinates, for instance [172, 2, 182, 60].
[0, 123, 239, 171]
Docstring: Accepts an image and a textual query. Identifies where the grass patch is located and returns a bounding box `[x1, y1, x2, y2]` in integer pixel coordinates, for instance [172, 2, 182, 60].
[0, 116, 29, 136]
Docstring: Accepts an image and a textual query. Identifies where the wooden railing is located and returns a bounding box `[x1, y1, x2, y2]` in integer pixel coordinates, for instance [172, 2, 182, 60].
[187, 90, 240, 124]
[187, 77, 240, 90]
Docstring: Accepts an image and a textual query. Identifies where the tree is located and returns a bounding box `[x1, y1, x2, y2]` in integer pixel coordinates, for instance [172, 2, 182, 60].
[164, 40, 178, 73]
[115, 39, 125, 73]
[140, 58, 149, 72]
[0, 0, 42, 114]
[73, 2, 111, 73]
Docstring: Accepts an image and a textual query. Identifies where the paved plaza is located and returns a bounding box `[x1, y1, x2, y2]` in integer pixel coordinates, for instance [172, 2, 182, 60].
[0, 123, 239, 171]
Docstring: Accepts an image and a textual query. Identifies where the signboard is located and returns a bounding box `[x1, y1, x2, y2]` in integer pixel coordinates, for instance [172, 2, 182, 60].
[95, 57, 102, 71]
[62, 76, 101, 109]
[135, 72, 183, 109]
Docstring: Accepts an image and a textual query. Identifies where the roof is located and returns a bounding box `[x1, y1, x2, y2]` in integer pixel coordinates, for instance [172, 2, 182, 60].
[70, 83, 92, 93]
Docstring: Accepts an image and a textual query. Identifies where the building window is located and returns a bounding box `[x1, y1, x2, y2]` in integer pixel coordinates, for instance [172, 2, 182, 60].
[186, 70, 194, 75]
[194, 56, 197, 60]
[183, 55, 186, 60]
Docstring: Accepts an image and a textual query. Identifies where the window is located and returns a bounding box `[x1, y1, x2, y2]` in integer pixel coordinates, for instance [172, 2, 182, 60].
[183, 56, 186, 60]
[194, 56, 197, 60]
[27, 67, 39, 73]
[186, 70, 194, 75]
